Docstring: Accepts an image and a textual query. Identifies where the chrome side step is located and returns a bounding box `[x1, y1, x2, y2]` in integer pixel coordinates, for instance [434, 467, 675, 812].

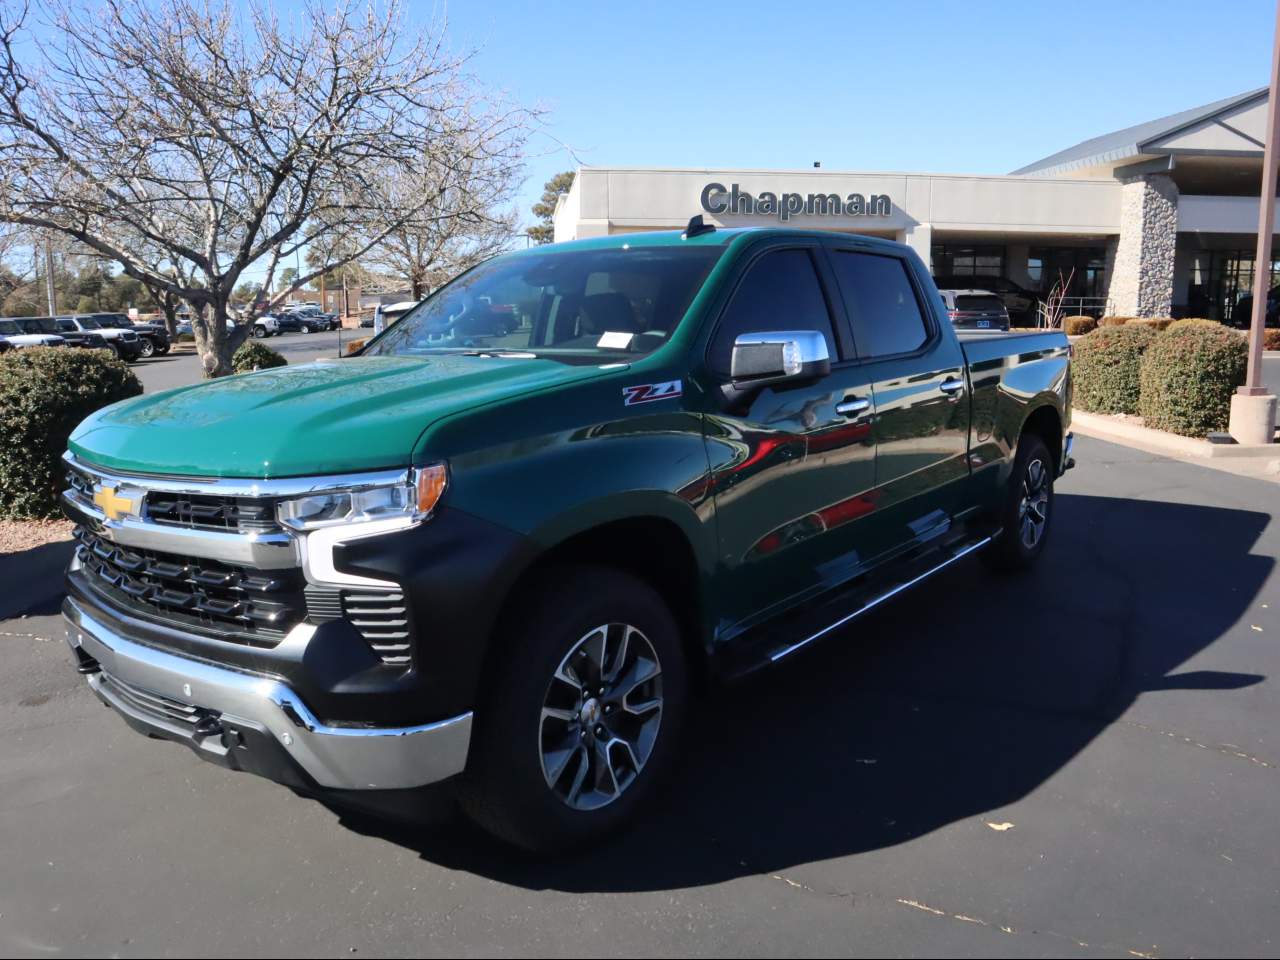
[769, 535, 993, 663]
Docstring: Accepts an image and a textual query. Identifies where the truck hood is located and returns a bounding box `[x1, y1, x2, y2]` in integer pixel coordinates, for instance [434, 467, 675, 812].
[69, 354, 610, 478]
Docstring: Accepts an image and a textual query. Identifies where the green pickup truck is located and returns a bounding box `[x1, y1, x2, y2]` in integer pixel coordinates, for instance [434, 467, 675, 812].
[60, 222, 1073, 851]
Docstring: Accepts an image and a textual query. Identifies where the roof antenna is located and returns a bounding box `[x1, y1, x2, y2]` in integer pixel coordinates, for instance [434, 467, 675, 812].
[682, 214, 716, 239]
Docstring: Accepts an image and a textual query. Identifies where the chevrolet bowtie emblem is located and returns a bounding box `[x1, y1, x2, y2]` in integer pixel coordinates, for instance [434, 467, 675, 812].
[92, 484, 141, 522]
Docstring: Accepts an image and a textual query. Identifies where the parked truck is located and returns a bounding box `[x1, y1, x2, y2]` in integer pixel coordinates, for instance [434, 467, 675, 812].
[60, 222, 1073, 851]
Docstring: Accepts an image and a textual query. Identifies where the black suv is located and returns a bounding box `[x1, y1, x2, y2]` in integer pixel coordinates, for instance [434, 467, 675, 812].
[88, 313, 171, 358]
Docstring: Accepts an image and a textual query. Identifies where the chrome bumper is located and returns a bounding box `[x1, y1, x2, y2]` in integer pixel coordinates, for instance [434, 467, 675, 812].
[63, 597, 471, 791]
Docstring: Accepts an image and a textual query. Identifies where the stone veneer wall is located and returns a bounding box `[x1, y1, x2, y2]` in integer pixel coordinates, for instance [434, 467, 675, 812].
[1107, 173, 1178, 316]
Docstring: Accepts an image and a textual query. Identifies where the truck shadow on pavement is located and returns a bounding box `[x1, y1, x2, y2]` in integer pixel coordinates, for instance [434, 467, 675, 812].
[329, 491, 1273, 891]
[0, 539, 75, 620]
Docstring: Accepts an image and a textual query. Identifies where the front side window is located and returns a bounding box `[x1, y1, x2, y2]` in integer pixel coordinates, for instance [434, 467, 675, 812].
[362, 245, 724, 364]
[708, 248, 836, 375]
[56, 319, 75, 333]
[831, 251, 930, 358]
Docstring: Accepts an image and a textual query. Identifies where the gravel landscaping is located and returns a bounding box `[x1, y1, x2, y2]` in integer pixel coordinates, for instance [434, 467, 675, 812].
[0, 518, 74, 555]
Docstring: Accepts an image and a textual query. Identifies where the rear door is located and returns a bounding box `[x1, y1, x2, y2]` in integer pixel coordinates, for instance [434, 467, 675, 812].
[702, 242, 879, 635]
[826, 243, 972, 554]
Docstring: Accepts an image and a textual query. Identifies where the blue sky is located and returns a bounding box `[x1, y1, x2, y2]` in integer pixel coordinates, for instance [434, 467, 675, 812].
[440, 0, 1276, 228]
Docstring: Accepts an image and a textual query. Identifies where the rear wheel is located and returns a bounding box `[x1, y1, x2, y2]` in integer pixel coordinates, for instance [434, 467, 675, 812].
[458, 565, 689, 853]
[983, 433, 1054, 572]
[253, 325, 267, 339]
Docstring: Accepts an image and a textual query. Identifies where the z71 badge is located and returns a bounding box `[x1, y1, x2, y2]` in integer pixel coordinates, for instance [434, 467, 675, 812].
[622, 380, 683, 406]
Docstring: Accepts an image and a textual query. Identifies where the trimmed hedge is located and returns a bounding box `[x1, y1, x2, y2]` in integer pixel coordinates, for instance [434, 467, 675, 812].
[232, 341, 287, 373]
[1099, 315, 1132, 327]
[1072, 324, 1157, 415]
[1138, 324, 1247, 437]
[1063, 315, 1097, 336]
[0, 347, 142, 519]
[1126, 316, 1175, 332]
[1264, 328, 1280, 351]
[1166, 318, 1221, 334]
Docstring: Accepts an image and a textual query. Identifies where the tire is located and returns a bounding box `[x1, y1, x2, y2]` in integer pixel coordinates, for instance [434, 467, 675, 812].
[983, 433, 1055, 572]
[301, 323, 312, 334]
[253, 325, 267, 339]
[457, 564, 689, 853]
[138, 338, 155, 358]
[104, 342, 121, 359]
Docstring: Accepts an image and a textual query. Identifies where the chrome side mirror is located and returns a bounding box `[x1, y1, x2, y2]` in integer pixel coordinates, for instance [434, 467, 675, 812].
[730, 330, 831, 385]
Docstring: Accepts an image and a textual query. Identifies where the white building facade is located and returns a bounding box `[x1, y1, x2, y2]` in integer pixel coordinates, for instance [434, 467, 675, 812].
[552, 89, 1280, 323]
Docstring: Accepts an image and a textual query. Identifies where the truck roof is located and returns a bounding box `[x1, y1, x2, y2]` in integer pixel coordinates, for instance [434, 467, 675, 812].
[514, 227, 908, 256]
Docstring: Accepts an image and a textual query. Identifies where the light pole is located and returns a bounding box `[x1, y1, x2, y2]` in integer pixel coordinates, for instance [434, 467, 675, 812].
[1231, 0, 1280, 444]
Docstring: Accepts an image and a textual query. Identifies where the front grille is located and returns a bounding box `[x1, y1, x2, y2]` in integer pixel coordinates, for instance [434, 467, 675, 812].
[74, 528, 304, 646]
[146, 493, 280, 534]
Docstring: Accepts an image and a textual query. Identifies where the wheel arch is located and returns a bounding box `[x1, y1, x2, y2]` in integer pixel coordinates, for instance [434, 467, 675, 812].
[1019, 402, 1063, 473]
[487, 507, 712, 690]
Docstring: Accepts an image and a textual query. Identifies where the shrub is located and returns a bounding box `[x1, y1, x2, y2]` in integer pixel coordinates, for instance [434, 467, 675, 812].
[1126, 316, 1175, 332]
[1166, 318, 1221, 334]
[1264, 329, 1280, 351]
[1063, 315, 1097, 336]
[231, 340, 287, 373]
[0, 347, 142, 518]
[1138, 324, 1247, 437]
[1071, 323, 1157, 415]
[1099, 315, 1133, 327]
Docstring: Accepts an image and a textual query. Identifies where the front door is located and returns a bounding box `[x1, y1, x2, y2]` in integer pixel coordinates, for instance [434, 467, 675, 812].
[702, 244, 879, 640]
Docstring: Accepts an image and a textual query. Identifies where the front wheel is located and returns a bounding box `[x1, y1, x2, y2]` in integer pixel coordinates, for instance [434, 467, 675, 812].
[458, 565, 689, 853]
[983, 433, 1054, 572]
[253, 325, 267, 339]
[137, 339, 155, 358]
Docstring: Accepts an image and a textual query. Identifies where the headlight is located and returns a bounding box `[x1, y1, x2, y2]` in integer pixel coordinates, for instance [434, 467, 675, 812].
[277, 464, 448, 531]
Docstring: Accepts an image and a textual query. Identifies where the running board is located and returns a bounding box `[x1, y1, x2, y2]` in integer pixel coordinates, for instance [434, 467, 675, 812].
[768, 535, 993, 664]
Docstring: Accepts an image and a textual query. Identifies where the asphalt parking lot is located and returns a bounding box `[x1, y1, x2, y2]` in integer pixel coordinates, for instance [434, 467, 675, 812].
[1, 434, 1277, 958]
[130, 329, 356, 392]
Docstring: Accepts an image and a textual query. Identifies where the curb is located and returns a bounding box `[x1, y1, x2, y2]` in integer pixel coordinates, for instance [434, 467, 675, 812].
[1072, 410, 1279, 461]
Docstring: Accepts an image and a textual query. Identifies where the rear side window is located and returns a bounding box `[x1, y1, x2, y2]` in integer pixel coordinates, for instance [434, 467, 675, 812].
[832, 252, 930, 358]
[709, 248, 836, 375]
[955, 295, 1004, 312]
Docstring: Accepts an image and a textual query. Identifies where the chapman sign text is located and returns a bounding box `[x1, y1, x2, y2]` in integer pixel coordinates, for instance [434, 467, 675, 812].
[700, 182, 891, 222]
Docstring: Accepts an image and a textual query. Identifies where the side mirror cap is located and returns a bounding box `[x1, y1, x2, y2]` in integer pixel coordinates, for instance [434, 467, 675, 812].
[730, 330, 831, 385]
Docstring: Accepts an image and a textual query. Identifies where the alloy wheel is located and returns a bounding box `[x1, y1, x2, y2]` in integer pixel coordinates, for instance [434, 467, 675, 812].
[539, 623, 663, 811]
[1018, 457, 1050, 549]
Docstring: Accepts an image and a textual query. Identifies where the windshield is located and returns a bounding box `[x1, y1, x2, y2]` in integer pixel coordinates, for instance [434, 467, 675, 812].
[362, 245, 724, 362]
[73, 317, 102, 329]
[18, 317, 57, 334]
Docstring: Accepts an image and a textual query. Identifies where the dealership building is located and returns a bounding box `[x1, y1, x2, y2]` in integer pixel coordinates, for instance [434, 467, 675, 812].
[552, 88, 1279, 323]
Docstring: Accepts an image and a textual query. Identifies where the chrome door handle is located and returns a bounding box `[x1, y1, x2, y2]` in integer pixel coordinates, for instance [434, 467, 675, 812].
[835, 397, 871, 417]
[939, 378, 966, 394]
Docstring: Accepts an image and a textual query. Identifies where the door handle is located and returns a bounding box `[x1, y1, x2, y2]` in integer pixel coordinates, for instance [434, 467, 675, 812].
[939, 377, 966, 395]
[835, 397, 871, 417]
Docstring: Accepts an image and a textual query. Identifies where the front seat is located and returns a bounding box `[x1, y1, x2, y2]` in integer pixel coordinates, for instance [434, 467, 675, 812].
[580, 292, 638, 337]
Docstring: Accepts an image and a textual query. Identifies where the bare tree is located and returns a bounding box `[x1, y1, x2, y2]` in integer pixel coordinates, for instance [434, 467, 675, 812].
[362, 193, 518, 300]
[0, 0, 533, 376]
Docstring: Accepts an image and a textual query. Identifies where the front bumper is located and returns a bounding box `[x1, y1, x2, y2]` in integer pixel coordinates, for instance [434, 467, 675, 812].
[1061, 431, 1076, 475]
[63, 595, 472, 791]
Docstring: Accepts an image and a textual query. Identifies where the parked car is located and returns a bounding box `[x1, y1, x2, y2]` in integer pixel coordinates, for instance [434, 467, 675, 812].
[87, 312, 171, 358]
[281, 304, 338, 332]
[15, 316, 110, 352]
[938, 289, 1012, 331]
[0, 317, 67, 350]
[934, 275, 1037, 323]
[56, 315, 143, 361]
[59, 223, 1073, 852]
